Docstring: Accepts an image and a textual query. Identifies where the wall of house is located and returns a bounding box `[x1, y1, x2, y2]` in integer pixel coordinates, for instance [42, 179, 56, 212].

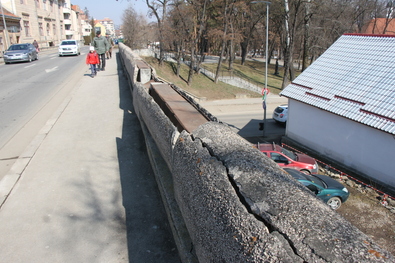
[286, 99, 395, 188]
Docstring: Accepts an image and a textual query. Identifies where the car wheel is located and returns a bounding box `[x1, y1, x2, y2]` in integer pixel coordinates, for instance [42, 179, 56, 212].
[300, 169, 311, 175]
[327, 197, 342, 210]
[28, 55, 32, 62]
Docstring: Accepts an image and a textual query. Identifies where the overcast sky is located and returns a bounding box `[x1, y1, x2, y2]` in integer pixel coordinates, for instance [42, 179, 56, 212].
[73, 0, 151, 26]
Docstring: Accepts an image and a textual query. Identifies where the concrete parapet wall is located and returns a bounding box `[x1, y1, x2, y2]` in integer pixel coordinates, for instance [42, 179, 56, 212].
[118, 43, 394, 262]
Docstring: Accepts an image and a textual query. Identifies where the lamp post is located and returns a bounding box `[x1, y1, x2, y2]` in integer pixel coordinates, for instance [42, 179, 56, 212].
[252, 1, 271, 137]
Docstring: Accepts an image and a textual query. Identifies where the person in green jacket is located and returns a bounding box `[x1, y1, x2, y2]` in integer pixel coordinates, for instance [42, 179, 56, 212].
[92, 31, 109, 71]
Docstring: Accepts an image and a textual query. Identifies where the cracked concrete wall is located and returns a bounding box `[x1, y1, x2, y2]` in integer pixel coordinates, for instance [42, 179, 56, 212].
[188, 122, 393, 262]
[118, 44, 394, 262]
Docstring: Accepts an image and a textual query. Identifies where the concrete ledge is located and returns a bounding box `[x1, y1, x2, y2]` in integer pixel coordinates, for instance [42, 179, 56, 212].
[118, 43, 395, 262]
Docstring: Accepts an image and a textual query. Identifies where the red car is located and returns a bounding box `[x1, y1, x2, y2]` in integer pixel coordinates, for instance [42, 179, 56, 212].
[255, 143, 318, 174]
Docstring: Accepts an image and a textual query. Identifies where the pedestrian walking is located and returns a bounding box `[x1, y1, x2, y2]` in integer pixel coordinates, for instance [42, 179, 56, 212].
[105, 32, 114, 59]
[33, 40, 40, 52]
[86, 46, 100, 78]
[92, 31, 109, 71]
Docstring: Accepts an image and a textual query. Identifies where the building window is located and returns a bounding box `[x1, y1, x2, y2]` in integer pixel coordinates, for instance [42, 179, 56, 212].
[35, 0, 40, 8]
[9, 26, 20, 33]
[20, 0, 24, 4]
[39, 22, 43, 36]
[53, 24, 56, 35]
[24, 20, 30, 37]
[47, 23, 50, 36]
[43, 0, 47, 11]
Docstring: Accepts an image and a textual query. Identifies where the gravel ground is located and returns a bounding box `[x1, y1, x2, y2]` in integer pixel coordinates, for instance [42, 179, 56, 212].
[324, 172, 395, 256]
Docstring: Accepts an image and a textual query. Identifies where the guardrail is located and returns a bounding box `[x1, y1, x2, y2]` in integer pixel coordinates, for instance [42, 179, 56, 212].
[118, 43, 394, 262]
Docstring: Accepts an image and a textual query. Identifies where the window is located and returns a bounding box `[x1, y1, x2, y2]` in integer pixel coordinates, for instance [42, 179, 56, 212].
[43, 0, 47, 11]
[24, 20, 30, 37]
[20, 0, 24, 4]
[53, 24, 56, 35]
[46, 23, 50, 36]
[270, 153, 289, 163]
[39, 22, 43, 36]
[9, 26, 20, 33]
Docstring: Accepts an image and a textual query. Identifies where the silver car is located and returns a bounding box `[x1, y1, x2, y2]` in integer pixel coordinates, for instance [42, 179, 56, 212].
[3, 43, 38, 64]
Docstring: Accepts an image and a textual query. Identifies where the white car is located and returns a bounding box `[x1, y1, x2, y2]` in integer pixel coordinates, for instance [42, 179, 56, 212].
[58, 40, 80, 56]
[273, 104, 288, 123]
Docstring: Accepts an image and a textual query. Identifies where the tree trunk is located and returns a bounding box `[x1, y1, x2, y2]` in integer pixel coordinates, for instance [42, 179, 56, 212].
[214, 0, 229, 83]
[282, 0, 291, 89]
[302, 0, 311, 72]
[240, 39, 248, 65]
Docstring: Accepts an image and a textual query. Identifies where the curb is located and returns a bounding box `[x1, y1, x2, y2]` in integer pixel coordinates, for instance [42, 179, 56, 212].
[0, 97, 71, 208]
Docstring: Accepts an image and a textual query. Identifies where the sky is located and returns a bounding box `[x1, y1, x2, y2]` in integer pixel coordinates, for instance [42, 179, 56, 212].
[72, 0, 151, 27]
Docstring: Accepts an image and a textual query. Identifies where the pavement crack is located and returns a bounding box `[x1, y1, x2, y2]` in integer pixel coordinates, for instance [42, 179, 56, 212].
[0, 156, 19, 161]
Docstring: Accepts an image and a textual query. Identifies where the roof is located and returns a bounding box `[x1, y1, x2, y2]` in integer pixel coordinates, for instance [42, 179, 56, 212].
[361, 18, 395, 35]
[0, 6, 21, 21]
[280, 34, 395, 135]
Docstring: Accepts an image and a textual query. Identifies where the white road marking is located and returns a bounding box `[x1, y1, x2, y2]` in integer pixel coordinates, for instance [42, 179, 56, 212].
[25, 64, 36, 68]
[45, 66, 59, 73]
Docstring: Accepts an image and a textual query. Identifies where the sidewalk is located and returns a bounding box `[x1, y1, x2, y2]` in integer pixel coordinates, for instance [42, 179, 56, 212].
[0, 52, 180, 262]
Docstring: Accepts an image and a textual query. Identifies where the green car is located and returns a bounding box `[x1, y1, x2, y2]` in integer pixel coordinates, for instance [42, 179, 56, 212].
[284, 168, 350, 210]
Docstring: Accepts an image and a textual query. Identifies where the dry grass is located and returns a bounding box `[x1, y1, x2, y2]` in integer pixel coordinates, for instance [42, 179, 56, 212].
[142, 56, 296, 100]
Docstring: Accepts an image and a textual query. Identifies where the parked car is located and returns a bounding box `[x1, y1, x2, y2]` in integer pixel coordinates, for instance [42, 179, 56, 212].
[255, 142, 318, 174]
[58, 40, 80, 56]
[283, 168, 349, 209]
[3, 43, 38, 64]
[273, 104, 288, 123]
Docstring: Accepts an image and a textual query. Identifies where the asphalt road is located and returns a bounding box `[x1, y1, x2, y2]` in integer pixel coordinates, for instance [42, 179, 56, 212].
[0, 47, 88, 181]
[200, 96, 288, 144]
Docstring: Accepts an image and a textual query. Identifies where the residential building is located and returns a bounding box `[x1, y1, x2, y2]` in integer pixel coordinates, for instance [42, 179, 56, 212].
[0, 0, 86, 51]
[0, 4, 21, 53]
[280, 34, 395, 193]
[93, 20, 105, 35]
[97, 17, 114, 37]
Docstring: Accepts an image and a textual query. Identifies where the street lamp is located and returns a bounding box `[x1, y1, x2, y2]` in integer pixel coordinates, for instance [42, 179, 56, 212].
[251, 1, 271, 137]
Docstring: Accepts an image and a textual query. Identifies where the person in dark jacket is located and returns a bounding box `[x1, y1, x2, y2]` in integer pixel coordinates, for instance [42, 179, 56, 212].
[92, 31, 109, 71]
[33, 40, 39, 52]
[105, 32, 114, 59]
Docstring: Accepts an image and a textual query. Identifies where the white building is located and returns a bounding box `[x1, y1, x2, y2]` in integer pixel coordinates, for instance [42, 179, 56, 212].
[280, 34, 395, 192]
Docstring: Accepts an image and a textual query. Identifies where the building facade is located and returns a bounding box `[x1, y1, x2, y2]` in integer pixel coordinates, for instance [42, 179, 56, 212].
[0, 0, 91, 52]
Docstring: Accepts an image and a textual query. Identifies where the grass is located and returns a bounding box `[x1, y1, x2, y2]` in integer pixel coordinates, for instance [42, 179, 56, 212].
[142, 56, 297, 100]
[201, 59, 286, 95]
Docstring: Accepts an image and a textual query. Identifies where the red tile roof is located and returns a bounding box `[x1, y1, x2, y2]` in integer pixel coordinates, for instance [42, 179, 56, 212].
[0, 6, 21, 20]
[361, 18, 395, 35]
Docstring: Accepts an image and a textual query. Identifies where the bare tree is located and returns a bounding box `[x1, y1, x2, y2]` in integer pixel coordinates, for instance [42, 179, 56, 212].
[122, 5, 152, 49]
[146, 0, 171, 66]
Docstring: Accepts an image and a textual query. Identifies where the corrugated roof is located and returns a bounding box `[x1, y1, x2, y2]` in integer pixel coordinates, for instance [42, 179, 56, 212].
[280, 34, 395, 135]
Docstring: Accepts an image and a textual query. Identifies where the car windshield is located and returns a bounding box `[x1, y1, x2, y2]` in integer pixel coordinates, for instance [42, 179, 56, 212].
[8, 45, 28, 51]
[61, 41, 76, 45]
[275, 107, 284, 113]
[307, 175, 326, 188]
[286, 169, 326, 188]
[281, 148, 296, 160]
